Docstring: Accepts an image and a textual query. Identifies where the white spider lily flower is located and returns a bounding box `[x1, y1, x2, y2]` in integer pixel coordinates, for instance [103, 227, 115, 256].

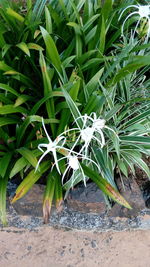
[63, 114, 105, 157]
[119, 4, 150, 40]
[58, 152, 100, 186]
[68, 155, 79, 170]
[73, 112, 119, 154]
[93, 118, 105, 129]
[81, 127, 95, 143]
[35, 118, 66, 174]
[65, 155, 86, 186]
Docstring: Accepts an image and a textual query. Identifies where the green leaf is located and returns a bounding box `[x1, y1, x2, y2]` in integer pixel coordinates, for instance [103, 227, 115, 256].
[6, 7, 24, 22]
[30, 91, 63, 115]
[67, 22, 82, 35]
[61, 85, 83, 129]
[128, 152, 150, 178]
[120, 136, 150, 144]
[57, 80, 81, 135]
[62, 56, 76, 69]
[32, 0, 47, 21]
[27, 43, 44, 51]
[2, 44, 12, 58]
[85, 68, 104, 98]
[45, 6, 52, 34]
[40, 26, 62, 73]
[116, 158, 129, 178]
[92, 147, 116, 188]
[0, 61, 13, 72]
[0, 62, 35, 88]
[81, 163, 132, 209]
[105, 104, 122, 120]
[110, 56, 150, 86]
[99, 15, 105, 54]
[69, 79, 80, 100]
[0, 83, 19, 96]
[39, 51, 55, 136]
[0, 105, 28, 115]
[81, 58, 105, 71]
[101, 0, 113, 21]
[85, 25, 97, 45]
[58, 0, 69, 21]
[83, 14, 100, 32]
[14, 95, 33, 107]
[16, 42, 30, 57]
[55, 173, 63, 211]
[83, 94, 105, 115]
[17, 147, 38, 168]
[0, 152, 12, 178]
[10, 157, 28, 179]
[0, 117, 19, 127]
[43, 170, 56, 223]
[11, 161, 50, 203]
[0, 177, 7, 225]
[16, 115, 59, 147]
[122, 109, 150, 128]
[47, 4, 62, 27]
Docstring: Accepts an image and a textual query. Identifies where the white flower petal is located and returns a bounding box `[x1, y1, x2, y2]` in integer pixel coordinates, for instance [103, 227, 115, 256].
[93, 119, 106, 130]
[68, 156, 79, 170]
[41, 118, 52, 143]
[119, 4, 150, 40]
[81, 127, 94, 143]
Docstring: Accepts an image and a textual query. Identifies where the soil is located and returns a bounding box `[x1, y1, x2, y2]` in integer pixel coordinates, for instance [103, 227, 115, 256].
[0, 226, 150, 267]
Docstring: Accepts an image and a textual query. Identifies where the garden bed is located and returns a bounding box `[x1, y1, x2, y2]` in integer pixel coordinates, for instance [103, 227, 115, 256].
[2, 167, 150, 232]
[1, 0, 150, 229]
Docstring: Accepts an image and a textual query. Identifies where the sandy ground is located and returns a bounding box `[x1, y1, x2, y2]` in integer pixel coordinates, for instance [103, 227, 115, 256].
[0, 227, 150, 267]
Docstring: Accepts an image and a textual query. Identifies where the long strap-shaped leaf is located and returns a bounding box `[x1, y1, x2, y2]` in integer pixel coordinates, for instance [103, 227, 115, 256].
[61, 85, 83, 129]
[40, 26, 62, 74]
[39, 51, 55, 136]
[16, 115, 59, 147]
[43, 167, 63, 224]
[0, 176, 8, 225]
[81, 163, 131, 209]
[11, 160, 50, 203]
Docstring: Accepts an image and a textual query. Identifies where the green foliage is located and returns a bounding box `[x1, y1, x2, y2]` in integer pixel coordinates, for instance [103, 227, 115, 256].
[0, 0, 150, 224]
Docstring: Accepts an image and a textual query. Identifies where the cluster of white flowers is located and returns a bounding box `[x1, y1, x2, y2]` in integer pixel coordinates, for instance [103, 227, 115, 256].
[35, 113, 118, 186]
[119, 4, 150, 41]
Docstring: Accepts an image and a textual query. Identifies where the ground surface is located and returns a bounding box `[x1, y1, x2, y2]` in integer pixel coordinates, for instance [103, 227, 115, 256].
[0, 226, 150, 267]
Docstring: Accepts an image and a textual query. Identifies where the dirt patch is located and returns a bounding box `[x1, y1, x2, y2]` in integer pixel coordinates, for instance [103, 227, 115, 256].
[0, 226, 150, 267]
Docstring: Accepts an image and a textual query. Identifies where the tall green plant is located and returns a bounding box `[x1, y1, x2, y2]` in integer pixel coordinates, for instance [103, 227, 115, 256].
[0, 0, 150, 225]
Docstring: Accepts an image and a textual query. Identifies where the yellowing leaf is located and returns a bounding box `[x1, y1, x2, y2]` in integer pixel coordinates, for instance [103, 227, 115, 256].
[6, 8, 24, 22]
[27, 43, 44, 51]
[34, 30, 41, 39]
[16, 42, 30, 57]
[11, 161, 50, 203]
[81, 163, 132, 209]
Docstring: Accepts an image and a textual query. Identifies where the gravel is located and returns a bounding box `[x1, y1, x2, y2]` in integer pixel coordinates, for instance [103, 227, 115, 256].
[1, 204, 150, 232]
[1, 181, 150, 232]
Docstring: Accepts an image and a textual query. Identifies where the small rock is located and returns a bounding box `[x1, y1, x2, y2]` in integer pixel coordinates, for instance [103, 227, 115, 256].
[91, 240, 97, 248]
[66, 183, 106, 214]
[11, 184, 46, 217]
[109, 176, 145, 218]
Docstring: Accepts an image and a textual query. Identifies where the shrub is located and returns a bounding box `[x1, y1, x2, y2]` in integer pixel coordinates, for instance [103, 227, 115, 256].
[0, 0, 150, 224]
